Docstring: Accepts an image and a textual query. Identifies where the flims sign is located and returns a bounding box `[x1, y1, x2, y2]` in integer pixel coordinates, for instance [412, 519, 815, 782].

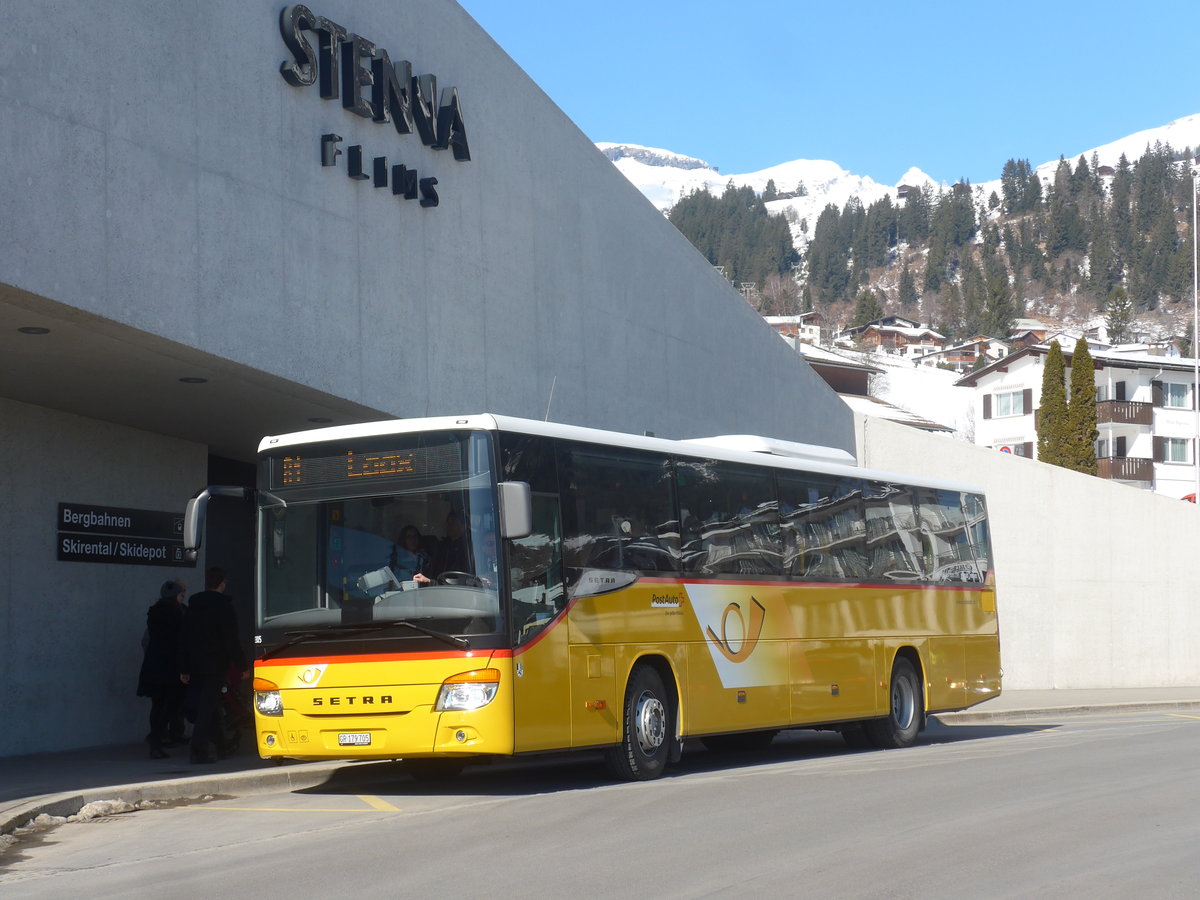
[279, 5, 471, 209]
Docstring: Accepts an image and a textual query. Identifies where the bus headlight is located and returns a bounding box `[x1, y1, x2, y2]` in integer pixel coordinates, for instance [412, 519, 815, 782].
[435, 669, 501, 711]
[255, 688, 284, 716]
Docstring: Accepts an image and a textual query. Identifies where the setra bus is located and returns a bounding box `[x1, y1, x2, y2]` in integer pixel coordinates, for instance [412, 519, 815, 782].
[183, 414, 1000, 780]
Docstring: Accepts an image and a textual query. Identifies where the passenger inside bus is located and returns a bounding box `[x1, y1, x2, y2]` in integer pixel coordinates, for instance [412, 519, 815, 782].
[431, 511, 471, 575]
[390, 525, 431, 582]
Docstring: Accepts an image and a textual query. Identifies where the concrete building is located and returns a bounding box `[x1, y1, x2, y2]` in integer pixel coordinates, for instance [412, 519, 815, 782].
[0, 1, 851, 756]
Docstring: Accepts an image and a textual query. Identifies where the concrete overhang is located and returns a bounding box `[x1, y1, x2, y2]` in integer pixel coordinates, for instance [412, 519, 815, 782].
[1, 286, 387, 462]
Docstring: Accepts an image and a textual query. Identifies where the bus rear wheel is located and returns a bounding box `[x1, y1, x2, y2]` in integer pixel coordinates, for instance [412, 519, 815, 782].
[865, 656, 924, 749]
[606, 664, 672, 781]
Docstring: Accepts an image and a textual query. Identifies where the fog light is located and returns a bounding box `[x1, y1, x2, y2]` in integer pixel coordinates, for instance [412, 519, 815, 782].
[265, 734, 276, 747]
[456, 730, 467, 742]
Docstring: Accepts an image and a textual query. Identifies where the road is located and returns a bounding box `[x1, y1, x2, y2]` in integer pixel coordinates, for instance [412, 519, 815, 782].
[3, 709, 1199, 898]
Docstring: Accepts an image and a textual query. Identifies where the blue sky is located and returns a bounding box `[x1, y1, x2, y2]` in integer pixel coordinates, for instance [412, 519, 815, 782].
[459, 0, 1200, 186]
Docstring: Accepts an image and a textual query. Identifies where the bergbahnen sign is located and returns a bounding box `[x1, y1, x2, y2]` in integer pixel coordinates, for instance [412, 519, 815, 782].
[57, 502, 193, 568]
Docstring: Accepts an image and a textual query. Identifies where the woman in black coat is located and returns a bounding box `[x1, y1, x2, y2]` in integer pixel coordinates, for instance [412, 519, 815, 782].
[137, 579, 187, 758]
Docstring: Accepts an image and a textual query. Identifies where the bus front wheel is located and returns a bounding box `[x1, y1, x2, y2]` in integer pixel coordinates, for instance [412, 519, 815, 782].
[606, 664, 672, 781]
[865, 656, 924, 749]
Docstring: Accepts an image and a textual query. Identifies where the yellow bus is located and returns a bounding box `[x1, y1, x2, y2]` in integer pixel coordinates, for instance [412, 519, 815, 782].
[185, 414, 1000, 780]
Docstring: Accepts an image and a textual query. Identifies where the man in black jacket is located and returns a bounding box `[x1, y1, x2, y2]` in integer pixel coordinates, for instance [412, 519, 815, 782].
[180, 567, 247, 764]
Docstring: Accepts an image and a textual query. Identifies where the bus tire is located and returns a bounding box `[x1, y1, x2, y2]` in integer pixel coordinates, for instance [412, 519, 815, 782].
[865, 656, 924, 749]
[606, 664, 672, 781]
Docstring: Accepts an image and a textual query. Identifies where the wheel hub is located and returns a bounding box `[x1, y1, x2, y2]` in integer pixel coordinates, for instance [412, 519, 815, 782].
[634, 692, 666, 753]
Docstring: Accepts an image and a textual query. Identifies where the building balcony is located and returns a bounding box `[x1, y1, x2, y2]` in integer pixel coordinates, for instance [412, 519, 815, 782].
[1097, 456, 1153, 482]
[1096, 400, 1153, 426]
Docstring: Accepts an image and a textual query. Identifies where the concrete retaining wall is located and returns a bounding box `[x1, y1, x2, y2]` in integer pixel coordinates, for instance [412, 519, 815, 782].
[856, 414, 1200, 689]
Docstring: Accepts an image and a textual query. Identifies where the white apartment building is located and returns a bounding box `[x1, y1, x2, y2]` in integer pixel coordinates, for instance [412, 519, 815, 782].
[764, 312, 824, 344]
[956, 345, 1200, 499]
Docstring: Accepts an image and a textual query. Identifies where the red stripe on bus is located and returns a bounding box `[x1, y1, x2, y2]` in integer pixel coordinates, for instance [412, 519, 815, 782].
[257, 649, 513, 667]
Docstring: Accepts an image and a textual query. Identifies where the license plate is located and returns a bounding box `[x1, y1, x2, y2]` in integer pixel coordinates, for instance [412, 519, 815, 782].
[338, 732, 372, 746]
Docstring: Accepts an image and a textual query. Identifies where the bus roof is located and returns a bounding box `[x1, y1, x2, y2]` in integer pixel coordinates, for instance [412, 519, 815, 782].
[259, 413, 986, 496]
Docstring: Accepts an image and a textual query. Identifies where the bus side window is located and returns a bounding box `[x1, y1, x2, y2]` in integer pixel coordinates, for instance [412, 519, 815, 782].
[675, 459, 780, 577]
[864, 481, 921, 581]
[777, 473, 866, 581]
[916, 488, 978, 583]
[558, 443, 679, 576]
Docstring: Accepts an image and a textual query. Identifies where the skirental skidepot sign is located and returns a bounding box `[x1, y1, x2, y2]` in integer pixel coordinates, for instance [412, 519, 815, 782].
[279, 5, 471, 210]
[58, 503, 193, 568]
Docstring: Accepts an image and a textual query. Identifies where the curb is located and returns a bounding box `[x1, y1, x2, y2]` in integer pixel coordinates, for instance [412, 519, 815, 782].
[1, 758, 387, 838]
[933, 698, 1200, 725]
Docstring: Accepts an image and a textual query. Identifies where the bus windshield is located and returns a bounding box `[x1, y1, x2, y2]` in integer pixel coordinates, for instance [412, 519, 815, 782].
[256, 429, 503, 644]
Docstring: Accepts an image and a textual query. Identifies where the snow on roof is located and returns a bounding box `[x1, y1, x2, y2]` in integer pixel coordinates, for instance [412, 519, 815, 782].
[794, 341, 883, 371]
[866, 324, 945, 339]
[839, 393, 955, 432]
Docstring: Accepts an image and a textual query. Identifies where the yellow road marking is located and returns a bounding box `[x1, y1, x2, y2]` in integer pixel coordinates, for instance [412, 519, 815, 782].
[1166, 713, 1200, 720]
[359, 794, 401, 811]
[187, 806, 387, 813]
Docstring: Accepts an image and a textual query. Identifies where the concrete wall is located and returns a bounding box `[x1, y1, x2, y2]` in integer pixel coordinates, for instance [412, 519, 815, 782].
[857, 414, 1200, 689]
[0, 399, 209, 756]
[0, 0, 851, 450]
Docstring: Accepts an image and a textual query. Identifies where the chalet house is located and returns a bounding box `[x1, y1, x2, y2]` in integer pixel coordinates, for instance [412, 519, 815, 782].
[857, 322, 945, 360]
[917, 335, 1009, 373]
[842, 315, 921, 336]
[956, 344, 1200, 498]
[1007, 317, 1071, 348]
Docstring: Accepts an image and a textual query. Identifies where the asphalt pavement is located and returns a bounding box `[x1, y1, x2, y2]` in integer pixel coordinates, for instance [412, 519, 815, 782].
[4, 687, 1200, 838]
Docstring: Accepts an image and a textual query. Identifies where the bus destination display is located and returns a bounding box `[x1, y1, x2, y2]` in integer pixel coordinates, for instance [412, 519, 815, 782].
[275, 442, 463, 488]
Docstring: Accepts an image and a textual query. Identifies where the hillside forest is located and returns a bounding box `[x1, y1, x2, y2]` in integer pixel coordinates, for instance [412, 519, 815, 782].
[667, 144, 1199, 346]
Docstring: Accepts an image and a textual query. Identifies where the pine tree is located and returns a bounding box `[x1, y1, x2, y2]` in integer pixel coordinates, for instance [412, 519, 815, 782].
[851, 289, 885, 328]
[1065, 338, 1099, 475]
[938, 282, 964, 338]
[898, 183, 932, 245]
[898, 263, 918, 309]
[762, 179, 778, 202]
[981, 252, 1017, 336]
[668, 182, 798, 288]
[806, 203, 852, 303]
[1104, 286, 1135, 344]
[1038, 341, 1069, 464]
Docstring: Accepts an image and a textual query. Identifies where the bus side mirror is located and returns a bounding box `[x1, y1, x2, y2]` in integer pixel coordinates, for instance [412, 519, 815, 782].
[498, 481, 533, 540]
[183, 485, 255, 560]
[183, 495, 205, 560]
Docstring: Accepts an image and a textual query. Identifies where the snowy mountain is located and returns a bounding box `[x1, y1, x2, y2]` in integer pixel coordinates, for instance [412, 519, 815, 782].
[599, 141, 938, 249]
[600, 113, 1200, 252]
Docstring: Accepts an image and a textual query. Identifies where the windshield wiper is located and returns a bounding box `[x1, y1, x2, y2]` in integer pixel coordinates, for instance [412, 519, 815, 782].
[261, 625, 374, 659]
[384, 620, 470, 649]
[262, 619, 469, 659]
